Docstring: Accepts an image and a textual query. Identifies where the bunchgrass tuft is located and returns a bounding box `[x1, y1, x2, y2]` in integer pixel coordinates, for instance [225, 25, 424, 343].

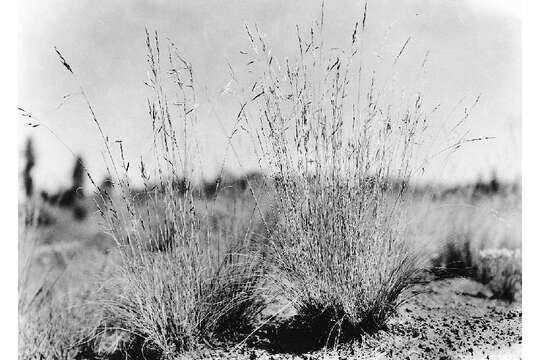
[86, 30, 267, 356]
[240, 8, 430, 346]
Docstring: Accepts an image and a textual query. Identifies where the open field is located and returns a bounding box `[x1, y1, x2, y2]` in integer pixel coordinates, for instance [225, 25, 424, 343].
[18, 5, 521, 359]
[19, 178, 521, 360]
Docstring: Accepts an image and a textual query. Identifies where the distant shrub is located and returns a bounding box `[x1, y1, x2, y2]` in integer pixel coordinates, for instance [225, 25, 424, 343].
[432, 227, 475, 277]
[427, 198, 522, 302]
[37, 154, 88, 221]
[202, 171, 258, 199]
[72, 204, 87, 221]
[23, 203, 56, 227]
[476, 248, 521, 302]
[472, 172, 501, 199]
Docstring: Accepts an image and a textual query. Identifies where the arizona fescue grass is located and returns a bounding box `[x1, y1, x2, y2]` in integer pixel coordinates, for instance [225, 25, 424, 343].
[239, 14, 430, 344]
[87, 31, 268, 356]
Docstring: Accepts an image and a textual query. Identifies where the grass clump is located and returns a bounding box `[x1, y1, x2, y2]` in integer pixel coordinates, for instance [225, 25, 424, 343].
[240, 9, 431, 346]
[476, 248, 521, 302]
[18, 206, 102, 360]
[87, 31, 266, 357]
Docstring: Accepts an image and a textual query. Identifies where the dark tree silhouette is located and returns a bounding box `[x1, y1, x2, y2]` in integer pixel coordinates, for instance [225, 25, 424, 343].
[489, 170, 500, 194]
[38, 154, 89, 221]
[72, 155, 85, 196]
[68, 155, 88, 220]
[23, 138, 36, 198]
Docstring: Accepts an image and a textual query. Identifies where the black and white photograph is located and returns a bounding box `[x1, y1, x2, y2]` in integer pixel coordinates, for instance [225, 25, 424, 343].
[10, 0, 530, 359]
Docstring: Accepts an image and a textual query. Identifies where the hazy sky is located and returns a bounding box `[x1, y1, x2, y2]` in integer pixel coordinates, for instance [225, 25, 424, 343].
[19, 0, 521, 191]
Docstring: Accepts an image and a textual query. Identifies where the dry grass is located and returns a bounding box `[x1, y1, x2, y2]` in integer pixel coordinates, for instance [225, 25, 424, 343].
[22, 7, 436, 355]
[232, 9, 432, 345]
[409, 191, 522, 301]
[18, 203, 105, 360]
[82, 30, 268, 357]
[18, 6, 521, 359]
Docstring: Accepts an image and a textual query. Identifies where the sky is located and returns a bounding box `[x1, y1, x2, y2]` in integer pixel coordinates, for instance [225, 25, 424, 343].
[18, 0, 521, 191]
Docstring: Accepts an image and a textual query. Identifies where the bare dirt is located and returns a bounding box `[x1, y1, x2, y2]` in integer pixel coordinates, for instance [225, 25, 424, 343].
[183, 278, 521, 360]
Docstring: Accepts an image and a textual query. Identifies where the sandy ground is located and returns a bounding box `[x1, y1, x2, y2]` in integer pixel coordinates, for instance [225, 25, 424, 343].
[181, 278, 521, 360]
[465, 344, 521, 360]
